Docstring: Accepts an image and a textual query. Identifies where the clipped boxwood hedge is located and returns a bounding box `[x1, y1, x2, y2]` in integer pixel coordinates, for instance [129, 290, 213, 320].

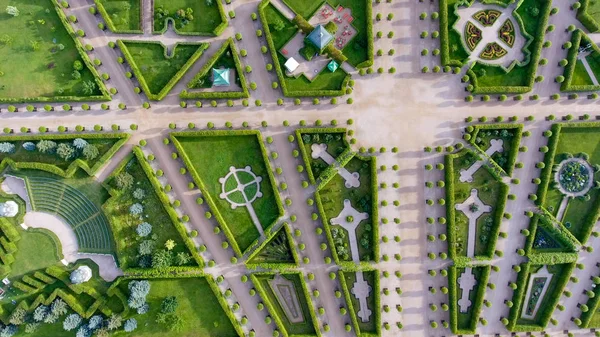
[577, 0, 600, 33]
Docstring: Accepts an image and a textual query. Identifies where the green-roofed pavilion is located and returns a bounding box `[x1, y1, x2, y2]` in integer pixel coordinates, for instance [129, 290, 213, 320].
[307, 25, 333, 50]
[212, 68, 230, 87]
[327, 60, 339, 72]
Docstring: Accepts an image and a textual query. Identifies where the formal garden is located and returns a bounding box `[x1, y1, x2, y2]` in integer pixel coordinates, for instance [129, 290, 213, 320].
[448, 265, 490, 334]
[561, 29, 600, 92]
[153, 0, 227, 36]
[535, 123, 600, 244]
[259, 0, 357, 97]
[94, 0, 141, 33]
[170, 130, 283, 256]
[339, 269, 380, 336]
[465, 123, 523, 175]
[117, 41, 209, 101]
[0, 0, 109, 102]
[440, 0, 551, 94]
[295, 128, 378, 266]
[251, 272, 320, 337]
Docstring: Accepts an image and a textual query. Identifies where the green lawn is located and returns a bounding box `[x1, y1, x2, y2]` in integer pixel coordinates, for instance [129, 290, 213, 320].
[8, 228, 61, 278]
[586, 49, 600, 82]
[572, 60, 595, 85]
[116, 278, 238, 337]
[450, 151, 505, 257]
[282, 0, 324, 18]
[254, 273, 317, 336]
[104, 153, 192, 269]
[343, 270, 377, 334]
[119, 41, 207, 97]
[320, 157, 376, 261]
[153, 0, 224, 35]
[541, 127, 600, 242]
[0, 0, 103, 101]
[96, 0, 141, 32]
[172, 132, 282, 254]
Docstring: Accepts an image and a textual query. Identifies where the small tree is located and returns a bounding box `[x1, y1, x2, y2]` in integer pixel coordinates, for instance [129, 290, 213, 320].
[124, 318, 137, 332]
[6, 6, 19, 17]
[63, 314, 82, 331]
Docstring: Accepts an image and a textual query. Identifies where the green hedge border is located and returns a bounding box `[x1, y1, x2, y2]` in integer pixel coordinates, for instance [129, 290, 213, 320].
[0, 132, 130, 178]
[170, 130, 284, 257]
[507, 262, 575, 331]
[245, 223, 300, 270]
[468, 123, 523, 176]
[251, 271, 322, 337]
[93, 0, 143, 34]
[448, 265, 490, 334]
[180, 38, 250, 99]
[294, 128, 350, 185]
[577, 0, 600, 33]
[524, 214, 579, 256]
[561, 29, 600, 92]
[0, 0, 111, 103]
[258, 0, 350, 97]
[338, 268, 380, 337]
[118, 40, 209, 101]
[466, 0, 551, 94]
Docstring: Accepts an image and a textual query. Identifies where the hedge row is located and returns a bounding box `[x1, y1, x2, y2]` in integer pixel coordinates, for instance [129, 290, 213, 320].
[508, 262, 576, 331]
[258, 0, 350, 97]
[448, 265, 490, 334]
[524, 214, 579, 255]
[577, 0, 600, 33]
[438, 0, 463, 67]
[132, 146, 205, 268]
[482, 179, 509, 259]
[93, 0, 143, 34]
[180, 38, 250, 99]
[355, 0, 374, 68]
[469, 123, 524, 176]
[294, 127, 349, 185]
[581, 274, 600, 327]
[0, 132, 130, 178]
[468, 0, 551, 94]
[170, 130, 284, 257]
[561, 29, 600, 92]
[245, 224, 300, 269]
[535, 123, 561, 206]
[118, 40, 209, 101]
[444, 150, 467, 260]
[0, 0, 111, 103]
[338, 269, 380, 337]
[251, 272, 323, 337]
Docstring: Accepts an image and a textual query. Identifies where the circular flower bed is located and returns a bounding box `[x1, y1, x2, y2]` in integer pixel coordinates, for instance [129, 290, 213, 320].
[559, 161, 591, 193]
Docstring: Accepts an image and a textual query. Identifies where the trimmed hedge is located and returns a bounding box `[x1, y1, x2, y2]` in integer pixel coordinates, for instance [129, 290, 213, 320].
[170, 130, 284, 257]
[118, 40, 209, 101]
[469, 123, 524, 176]
[93, 0, 143, 34]
[251, 271, 323, 337]
[339, 269, 380, 337]
[180, 38, 250, 99]
[577, 0, 600, 33]
[561, 29, 600, 92]
[153, 3, 228, 36]
[0, 132, 130, 178]
[355, 0, 374, 69]
[467, 0, 552, 94]
[524, 214, 579, 255]
[448, 265, 490, 334]
[508, 262, 576, 331]
[439, 0, 464, 67]
[294, 128, 349, 185]
[0, 0, 111, 103]
[258, 0, 350, 97]
[581, 274, 600, 327]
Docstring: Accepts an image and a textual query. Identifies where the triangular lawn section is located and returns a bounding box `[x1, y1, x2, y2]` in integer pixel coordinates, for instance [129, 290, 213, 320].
[561, 29, 600, 92]
[118, 40, 209, 100]
[246, 225, 298, 267]
[104, 146, 203, 269]
[526, 214, 579, 255]
[181, 38, 250, 99]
